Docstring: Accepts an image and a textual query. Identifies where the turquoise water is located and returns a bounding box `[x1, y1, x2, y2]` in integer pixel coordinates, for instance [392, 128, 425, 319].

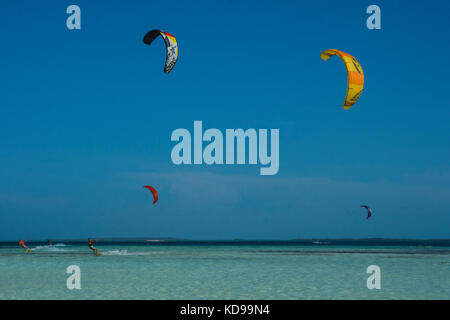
[0, 243, 449, 299]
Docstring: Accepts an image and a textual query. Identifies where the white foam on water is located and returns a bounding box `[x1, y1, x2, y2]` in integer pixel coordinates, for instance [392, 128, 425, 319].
[312, 241, 329, 245]
[53, 243, 67, 247]
[30, 245, 67, 252]
[101, 249, 157, 256]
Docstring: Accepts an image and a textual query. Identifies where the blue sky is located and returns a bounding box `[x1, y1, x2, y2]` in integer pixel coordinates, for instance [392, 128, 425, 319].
[1, 0, 449, 240]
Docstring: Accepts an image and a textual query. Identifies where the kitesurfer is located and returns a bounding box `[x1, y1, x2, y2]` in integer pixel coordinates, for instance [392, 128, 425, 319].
[88, 238, 101, 256]
[19, 240, 30, 253]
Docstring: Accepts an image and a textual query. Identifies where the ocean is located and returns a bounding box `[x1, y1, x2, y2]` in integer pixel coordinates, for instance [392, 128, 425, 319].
[0, 240, 449, 299]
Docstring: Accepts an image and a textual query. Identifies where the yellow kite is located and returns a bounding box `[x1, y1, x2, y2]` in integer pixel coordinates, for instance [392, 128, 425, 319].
[320, 49, 364, 109]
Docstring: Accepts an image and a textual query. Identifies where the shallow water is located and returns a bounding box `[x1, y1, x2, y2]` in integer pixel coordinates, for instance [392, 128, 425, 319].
[0, 244, 449, 299]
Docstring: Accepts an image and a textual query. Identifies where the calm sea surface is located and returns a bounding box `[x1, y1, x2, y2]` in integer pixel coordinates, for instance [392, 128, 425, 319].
[1, 241, 449, 299]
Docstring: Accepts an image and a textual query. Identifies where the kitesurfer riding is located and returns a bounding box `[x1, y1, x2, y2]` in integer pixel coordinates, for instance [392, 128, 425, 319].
[88, 238, 100, 256]
[19, 240, 30, 253]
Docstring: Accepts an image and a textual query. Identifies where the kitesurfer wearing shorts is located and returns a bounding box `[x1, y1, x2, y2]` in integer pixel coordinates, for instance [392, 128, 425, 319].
[19, 240, 30, 252]
[88, 238, 100, 256]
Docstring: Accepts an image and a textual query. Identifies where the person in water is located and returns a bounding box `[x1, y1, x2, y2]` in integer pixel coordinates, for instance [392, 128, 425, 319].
[19, 240, 30, 252]
[88, 238, 100, 256]
[47, 240, 52, 246]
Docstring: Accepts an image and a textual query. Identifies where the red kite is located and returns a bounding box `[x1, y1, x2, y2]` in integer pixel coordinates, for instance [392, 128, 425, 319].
[144, 186, 158, 204]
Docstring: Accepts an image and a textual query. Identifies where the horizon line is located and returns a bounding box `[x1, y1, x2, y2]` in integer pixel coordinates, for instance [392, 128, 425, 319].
[1, 237, 450, 243]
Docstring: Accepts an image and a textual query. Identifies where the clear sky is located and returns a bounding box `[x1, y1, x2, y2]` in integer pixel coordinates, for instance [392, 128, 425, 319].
[1, 0, 449, 240]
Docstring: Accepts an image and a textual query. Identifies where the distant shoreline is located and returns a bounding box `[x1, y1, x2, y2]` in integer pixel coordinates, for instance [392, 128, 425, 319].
[1, 238, 450, 247]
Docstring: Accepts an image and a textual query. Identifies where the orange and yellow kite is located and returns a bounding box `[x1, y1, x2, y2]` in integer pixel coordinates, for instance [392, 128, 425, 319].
[320, 49, 364, 109]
